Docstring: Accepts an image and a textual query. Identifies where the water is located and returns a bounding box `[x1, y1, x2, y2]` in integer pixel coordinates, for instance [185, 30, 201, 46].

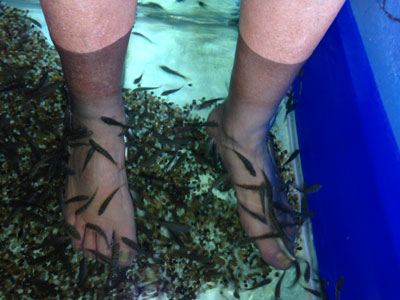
[0, 1, 319, 299]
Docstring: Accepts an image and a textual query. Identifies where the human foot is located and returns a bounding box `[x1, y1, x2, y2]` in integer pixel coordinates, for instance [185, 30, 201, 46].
[207, 103, 296, 270]
[62, 100, 137, 266]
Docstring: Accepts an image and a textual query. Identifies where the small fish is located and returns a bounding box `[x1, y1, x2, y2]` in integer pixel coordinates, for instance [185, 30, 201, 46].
[239, 203, 268, 225]
[22, 15, 42, 28]
[138, 150, 162, 169]
[165, 152, 179, 172]
[132, 31, 153, 43]
[101, 116, 129, 128]
[181, 121, 219, 132]
[304, 183, 323, 194]
[160, 65, 187, 79]
[28, 72, 48, 94]
[89, 139, 116, 165]
[290, 260, 301, 288]
[161, 86, 184, 96]
[64, 195, 89, 206]
[283, 149, 300, 166]
[159, 220, 190, 233]
[81, 147, 95, 175]
[86, 223, 109, 248]
[208, 173, 229, 194]
[302, 286, 322, 298]
[133, 73, 143, 84]
[67, 126, 93, 141]
[98, 187, 120, 216]
[304, 260, 311, 283]
[272, 202, 315, 219]
[86, 249, 111, 264]
[246, 278, 272, 290]
[285, 92, 299, 120]
[30, 80, 64, 98]
[78, 257, 88, 287]
[240, 232, 281, 245]
[121, 236, 145, 254]
[75, 188, 98, 216]
[233, 150, 256, 177]
[64, 223, 81, 240]
[196, 97, 224, 110]
[274, 270, 286, 299]
[335, 276, 344, 300]
[198, 1, 206, 7]
[132, 86, 160, 93]
[138, 2, 164, 9]
[235, 183, 263, 191]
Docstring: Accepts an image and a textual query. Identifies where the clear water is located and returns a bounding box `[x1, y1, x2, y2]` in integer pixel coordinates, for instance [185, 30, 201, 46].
[1, 1, 318, 299]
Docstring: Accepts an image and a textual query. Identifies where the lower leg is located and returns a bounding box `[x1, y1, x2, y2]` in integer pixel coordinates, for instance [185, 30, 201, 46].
[40, 0, 138, 264]
[209, 0, 345, 269]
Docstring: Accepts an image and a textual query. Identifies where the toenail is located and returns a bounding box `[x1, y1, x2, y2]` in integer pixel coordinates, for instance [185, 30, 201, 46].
[277, 253, 291, 265]
[120, 250, 131, 263]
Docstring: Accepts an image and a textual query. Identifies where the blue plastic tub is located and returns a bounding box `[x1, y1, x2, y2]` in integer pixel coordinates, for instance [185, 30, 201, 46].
[293, 1, 400, 299]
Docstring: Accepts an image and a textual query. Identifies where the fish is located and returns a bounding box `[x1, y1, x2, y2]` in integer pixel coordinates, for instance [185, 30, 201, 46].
[138, 2, 164, 9]
[290, 260, 301, 288]
[304, 260, 311, 283]
[160, 65, 187, 80]
[86, 222, 110, 248]
[161, 86, 184, 96]
[89, 138, 116, 165]
[198, 1, 206, 7]
[272, 202, 316, 219]
[100, 116, 130, 128]
[239, 203, 268, 225]
[81, 147, 95, 175]
[302, 286, 322, 298]
[132, 86, 160, 93]
[245, 278, 272, 290]
[172, 249, 212, 264]
[285, 92, 299, 120]
[165, 151, 179, 172]
[133, 72, 144, 84]
[132, 31, 153, 44]
[158, 220, 190, 233]
[98, 187, 120, 216]
[66, 126, 93, 141]
[234, 183, 263, 191]
[28, 72, 48, 95]
[274, 270, 286, 299]
[138, 150, 162, 169]
[78, 257, 88, 287]
[208, 173, 229, 194]
[233, 150, 256, 177]
[64, 223, 81, 240]
[75, 188, 98, 216]
[240, 232, 281, 245]
[30, 80, 64, 98]
[121, 236, 145, 254]
[304, 184, 323, 194]
[86, 249, 111, 264]
[64, 195, 89, 206]
[335, 276, 344, 300]
[283, 149, 300, 166]
[111, 235, 120, 271]
[196, 97, 224, 110]
[22, 15, 42, 28]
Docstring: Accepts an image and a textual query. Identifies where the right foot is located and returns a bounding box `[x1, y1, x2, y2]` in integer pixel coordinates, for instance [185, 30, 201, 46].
[63, 101, 137, 266]
[207, 103, 296, 270]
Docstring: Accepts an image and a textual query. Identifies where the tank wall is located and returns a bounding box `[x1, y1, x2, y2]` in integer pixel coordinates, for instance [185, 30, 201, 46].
[294, 2, 400, 299]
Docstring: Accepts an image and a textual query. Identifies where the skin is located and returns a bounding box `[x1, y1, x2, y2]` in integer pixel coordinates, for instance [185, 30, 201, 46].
[40, 0, 345, 269]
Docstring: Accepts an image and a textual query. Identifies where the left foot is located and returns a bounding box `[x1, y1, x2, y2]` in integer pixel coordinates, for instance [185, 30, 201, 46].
[207, 103, 296, 270]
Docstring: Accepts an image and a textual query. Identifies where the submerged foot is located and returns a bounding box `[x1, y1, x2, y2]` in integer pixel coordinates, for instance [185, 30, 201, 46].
[207, 103, 296, 270]
[63, 102, 137, 266]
